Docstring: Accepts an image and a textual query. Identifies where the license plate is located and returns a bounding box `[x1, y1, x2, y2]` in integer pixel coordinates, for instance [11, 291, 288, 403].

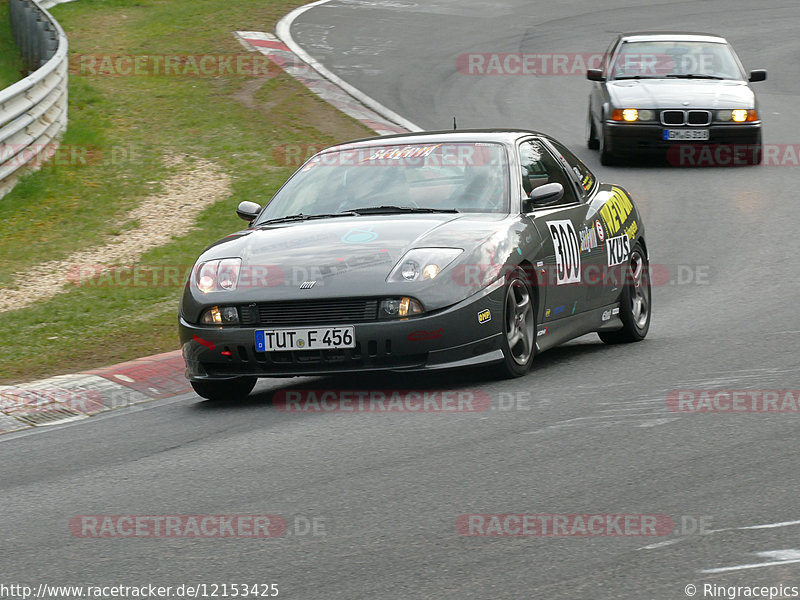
[255, 327, 355, 351]
[663, 129, 710, 141]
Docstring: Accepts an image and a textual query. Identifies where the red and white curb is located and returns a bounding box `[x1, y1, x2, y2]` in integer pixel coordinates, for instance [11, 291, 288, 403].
[0, 350, 189, 434]
[3, 4, 421, 435]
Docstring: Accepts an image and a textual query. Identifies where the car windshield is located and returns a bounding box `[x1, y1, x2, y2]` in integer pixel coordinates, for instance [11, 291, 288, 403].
[255, 142, 510, 224]
[610, 40, 744, 81]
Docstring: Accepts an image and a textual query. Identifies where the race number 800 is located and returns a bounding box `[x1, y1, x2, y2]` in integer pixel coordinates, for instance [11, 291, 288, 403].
[548, 220, 581, 285]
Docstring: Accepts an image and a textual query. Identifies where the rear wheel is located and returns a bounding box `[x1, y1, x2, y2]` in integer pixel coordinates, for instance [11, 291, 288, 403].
[191, 377, 257, 401]
[498, 270, 536, 378]
[599, 243, 651, 344]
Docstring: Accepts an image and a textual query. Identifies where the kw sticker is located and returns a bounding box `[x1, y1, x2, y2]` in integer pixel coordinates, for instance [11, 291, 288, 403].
[547, 220, 581, 285]
[606, 234, 631, 267]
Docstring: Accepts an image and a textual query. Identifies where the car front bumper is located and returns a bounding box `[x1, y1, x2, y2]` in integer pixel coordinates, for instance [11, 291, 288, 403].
[179, 280, 508, 380]
[603, 121, 762, 158]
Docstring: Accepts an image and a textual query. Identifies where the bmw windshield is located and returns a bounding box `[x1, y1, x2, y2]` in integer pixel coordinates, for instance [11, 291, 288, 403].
[255, 142, 510, 225]
[610, 41, 745, 81]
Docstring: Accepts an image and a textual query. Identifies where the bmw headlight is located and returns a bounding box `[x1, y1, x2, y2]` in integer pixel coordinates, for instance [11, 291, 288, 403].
[387, 248, 462, 282]
[193, 258, 242, 293]
[717, 109, 758, 122]
[611, 108, 655, 122]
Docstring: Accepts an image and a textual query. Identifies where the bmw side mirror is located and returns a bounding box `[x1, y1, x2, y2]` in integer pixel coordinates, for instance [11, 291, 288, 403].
[236, 200, 262, 222]
[523, 183, 564, 212]
[587, 69, 606, 82]
[748, 69, 767, 82]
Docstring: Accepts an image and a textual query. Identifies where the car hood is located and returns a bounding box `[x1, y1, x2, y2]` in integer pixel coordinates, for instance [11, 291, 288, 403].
[191, 213, 517, 307]
[607, 79, 755, 109]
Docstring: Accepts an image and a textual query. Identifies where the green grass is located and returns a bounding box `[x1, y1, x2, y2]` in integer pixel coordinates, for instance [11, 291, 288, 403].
[0, 2, 25, 88]
[0, 0, 374, 383]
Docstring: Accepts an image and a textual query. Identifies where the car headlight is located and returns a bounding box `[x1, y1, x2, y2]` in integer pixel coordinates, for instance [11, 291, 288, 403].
[611, 109, 655, 122]
[193, 258, 242, 293]
[379, 297, 424, 319]
[387, 248, 462, 282]
[717, 109, 758, 122]
[200, 306, 240, 325]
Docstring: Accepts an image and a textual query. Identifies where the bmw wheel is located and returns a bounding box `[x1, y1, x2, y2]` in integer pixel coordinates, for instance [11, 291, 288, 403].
[587, 110, 600, 150]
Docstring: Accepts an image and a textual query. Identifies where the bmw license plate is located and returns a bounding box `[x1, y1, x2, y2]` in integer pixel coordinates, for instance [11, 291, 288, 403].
[255, 327, 355, 351]
[663, 129, 709, 141]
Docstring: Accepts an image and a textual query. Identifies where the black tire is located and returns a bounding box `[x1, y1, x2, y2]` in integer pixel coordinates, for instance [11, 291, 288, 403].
[587, 111, 600, 150]
[497, 270, 537, 378]
[599, 243, 651, 344]
[191, 377, 257, 401]
[748, 132, 763, 165]
[599, 126, 616, 166]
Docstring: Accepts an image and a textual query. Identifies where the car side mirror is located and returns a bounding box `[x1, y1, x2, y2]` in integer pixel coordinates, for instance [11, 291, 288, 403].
[748, 69, 767, 82]
[523, 183, 564, 212]
[236, 200, 262, 222]
[587, 69, 606, 82]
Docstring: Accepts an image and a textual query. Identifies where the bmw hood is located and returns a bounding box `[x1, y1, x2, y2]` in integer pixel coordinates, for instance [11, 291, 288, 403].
[607, 79, 756, 109]
[189, 213, 517, 307]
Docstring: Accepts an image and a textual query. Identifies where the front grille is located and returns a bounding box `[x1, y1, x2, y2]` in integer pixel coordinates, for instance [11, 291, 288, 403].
[239, 299, 380, 327]
[660, 110, 712, 126]
[661, 110, 685, 125]
[687, 110, 711, 125]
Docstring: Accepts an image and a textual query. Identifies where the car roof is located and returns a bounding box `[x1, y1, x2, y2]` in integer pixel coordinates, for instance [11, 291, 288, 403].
[618, 31, 728, 44]
[324, 129, 548, 151]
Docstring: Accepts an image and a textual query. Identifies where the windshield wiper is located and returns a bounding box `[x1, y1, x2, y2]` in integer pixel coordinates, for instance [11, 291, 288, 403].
[258, 211, 358, 226]
[350, 205, 459, 215]
[665, 74, 725, 80]
[613, 75, 660, 80]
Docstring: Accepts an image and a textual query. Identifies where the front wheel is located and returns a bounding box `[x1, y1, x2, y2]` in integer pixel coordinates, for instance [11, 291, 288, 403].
[191, 377, 257, 401]
[599, 126, 616, 166]
[599, 243, 651, 344]
[587, 110, 599, 150]
[497, 271, 536, 378]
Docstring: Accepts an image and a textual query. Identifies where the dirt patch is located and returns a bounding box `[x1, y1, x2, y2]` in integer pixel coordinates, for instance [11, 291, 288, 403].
[0, 154, 230, 313]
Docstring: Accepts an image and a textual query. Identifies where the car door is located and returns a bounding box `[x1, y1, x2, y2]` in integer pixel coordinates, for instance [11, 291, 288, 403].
[543, 138, 612, 313]
[518, 138, 602, 325]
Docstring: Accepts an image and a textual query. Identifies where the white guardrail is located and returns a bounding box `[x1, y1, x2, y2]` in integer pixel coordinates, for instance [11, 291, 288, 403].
[0, 0, 68, 199]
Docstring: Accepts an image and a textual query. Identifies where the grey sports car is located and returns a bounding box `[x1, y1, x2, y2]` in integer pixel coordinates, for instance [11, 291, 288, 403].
[179, 130, 650, 400]
[587, 32, 766, 165]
